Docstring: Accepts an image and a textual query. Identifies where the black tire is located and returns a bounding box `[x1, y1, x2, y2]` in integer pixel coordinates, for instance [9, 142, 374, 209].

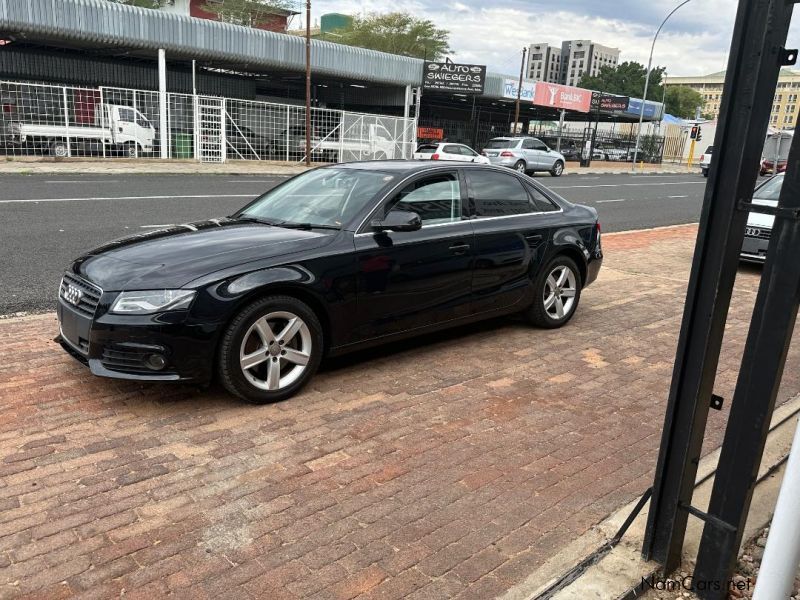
[218, 295, 324, 404]
[703, 169, 709, 178]
[513, 160, 527, 174]
[526, 256, 583, 329]
[50, 141, 69, 158]
[124, 142, 138, 159]
[550, 160, 564, 177]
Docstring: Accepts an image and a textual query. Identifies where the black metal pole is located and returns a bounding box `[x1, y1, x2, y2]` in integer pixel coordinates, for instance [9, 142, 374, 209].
[693, 126, 800, 598]
[514, 47, 526, 135]
[642, 0, 793, 575]
[304, 0, 312, 167]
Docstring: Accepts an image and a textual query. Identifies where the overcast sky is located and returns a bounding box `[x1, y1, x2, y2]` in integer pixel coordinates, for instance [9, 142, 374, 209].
[306, 0, 800, 78]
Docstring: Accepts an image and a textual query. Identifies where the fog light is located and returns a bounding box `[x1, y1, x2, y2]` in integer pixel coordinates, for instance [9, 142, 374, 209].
[146, 354, 167, 371]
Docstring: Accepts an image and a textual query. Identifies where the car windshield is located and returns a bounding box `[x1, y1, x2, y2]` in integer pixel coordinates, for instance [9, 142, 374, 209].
[416, 145, 439, 154]
[237, 168, 395, 228]
[705, 146, 714, 153]
[485, 139, 517, 149]
[755, 174, 783, 201]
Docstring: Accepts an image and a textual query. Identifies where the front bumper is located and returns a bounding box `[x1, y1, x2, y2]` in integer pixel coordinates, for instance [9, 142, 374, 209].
[740, 234, 770, 263]
[56, 295, 220, 384]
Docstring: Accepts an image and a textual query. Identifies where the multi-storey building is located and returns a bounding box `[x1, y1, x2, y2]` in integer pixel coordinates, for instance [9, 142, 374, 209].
[665, 69, 800, 128]
[527, 40, 620, 86]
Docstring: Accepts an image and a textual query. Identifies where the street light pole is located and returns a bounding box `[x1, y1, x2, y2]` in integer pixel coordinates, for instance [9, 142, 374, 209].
[631, 0, 691, 170]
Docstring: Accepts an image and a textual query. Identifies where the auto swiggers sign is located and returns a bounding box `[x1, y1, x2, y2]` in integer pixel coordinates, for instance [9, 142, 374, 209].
[423, 62, 487, 94]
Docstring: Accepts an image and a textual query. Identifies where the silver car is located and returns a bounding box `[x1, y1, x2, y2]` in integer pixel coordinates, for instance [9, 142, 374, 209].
[741, 174, 782, 263]
[481, 137, 566, 177]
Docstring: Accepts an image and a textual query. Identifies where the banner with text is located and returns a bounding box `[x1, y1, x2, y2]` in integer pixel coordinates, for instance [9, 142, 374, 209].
[423, 62, 487, 94]
[503, 78, 536, 101]
[532, 82, 592, 113]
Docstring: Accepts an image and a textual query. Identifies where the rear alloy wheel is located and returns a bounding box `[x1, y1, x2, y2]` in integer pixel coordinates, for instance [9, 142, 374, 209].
[124, 143, 138, 159]
[527, 256, 582, 328]
[50, 141, 69, 158]
[513, 160, 527, 174]
[550, 160, 564, 177]
[218, 296, 323, 403]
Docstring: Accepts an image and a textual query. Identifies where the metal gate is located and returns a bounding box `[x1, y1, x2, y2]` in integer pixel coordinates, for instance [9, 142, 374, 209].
[195, 97, 225, 163]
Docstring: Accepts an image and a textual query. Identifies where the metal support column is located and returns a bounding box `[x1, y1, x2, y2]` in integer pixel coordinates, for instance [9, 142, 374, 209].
[158, 49, 168, 160]
[694, 125, 800, 597]
[642, 0, 794, 578]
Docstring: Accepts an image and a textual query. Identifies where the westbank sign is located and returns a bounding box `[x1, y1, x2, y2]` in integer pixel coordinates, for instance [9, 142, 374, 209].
[532, 82, 592, 113]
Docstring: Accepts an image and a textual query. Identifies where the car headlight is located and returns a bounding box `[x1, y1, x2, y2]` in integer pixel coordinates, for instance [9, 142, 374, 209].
[110, 290, 196, 314]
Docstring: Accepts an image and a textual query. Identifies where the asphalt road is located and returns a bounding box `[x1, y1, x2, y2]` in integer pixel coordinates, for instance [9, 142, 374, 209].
[0, 171, 707, 314]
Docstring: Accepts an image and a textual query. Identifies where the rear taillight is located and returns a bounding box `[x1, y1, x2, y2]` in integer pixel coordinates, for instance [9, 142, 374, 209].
[500, 151, 515, 157]
[431, 153, 440, 160]
[699, 154, 705, 162]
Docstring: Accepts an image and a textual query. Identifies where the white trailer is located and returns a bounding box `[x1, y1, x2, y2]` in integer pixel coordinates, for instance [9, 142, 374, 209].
[7, 103, 156, 158]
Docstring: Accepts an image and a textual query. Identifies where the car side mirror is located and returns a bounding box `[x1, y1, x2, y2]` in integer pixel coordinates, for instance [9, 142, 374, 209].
[371, 209, 422, 233]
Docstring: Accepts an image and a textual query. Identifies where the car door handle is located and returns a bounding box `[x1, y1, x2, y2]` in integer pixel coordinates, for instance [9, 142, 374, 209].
[449, 243, 471, 254]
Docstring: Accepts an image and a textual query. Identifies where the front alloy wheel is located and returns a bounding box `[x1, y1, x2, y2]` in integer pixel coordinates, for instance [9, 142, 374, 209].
[527, 256, 582, 328]
[219, 296, 323, 403]
[551, 161, 564, 177]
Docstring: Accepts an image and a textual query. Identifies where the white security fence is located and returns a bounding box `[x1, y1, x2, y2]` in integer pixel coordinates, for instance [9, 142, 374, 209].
[0, 80, 417, 163]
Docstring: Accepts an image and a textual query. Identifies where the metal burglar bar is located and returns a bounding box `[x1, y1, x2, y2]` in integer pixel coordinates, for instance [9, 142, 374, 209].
[642, 0, 795, 579]
[693, 95, 800, 596]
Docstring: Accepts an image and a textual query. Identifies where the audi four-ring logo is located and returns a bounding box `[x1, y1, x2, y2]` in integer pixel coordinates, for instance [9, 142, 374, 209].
[62, 284, 84, 306]
[745, 227, 762, 237]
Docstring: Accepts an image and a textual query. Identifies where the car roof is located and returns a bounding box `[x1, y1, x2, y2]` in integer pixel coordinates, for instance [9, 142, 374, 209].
[327, 160, 504, 174]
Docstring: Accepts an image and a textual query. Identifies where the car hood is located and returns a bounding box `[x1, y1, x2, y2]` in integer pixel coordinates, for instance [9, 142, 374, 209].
[72, 219, 335, 290]
[747, 198, 777, 230]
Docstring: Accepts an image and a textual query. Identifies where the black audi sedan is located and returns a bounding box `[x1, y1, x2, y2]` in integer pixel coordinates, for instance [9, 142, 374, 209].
[57, 161, 602, 403]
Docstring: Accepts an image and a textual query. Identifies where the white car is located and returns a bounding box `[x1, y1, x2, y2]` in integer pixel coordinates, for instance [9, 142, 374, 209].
[700, 146, 713, 177]
[414, 142, 491, 164]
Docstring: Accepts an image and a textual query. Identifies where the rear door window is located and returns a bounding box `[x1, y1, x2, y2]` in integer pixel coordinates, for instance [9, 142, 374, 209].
[467, 170, 535, 217]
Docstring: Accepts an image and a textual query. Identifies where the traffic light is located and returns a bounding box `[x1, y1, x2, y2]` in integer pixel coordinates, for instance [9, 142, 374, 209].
[696, 126, 703, 141]
[690, 125, 699, 140]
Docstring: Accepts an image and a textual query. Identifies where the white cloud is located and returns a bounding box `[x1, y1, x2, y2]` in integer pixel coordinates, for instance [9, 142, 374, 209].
[309, 0, 799, 77]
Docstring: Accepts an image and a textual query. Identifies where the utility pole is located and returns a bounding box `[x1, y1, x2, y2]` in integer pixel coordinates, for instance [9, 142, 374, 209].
[514, 47, 527, 135]
[305, 0, 312, 167]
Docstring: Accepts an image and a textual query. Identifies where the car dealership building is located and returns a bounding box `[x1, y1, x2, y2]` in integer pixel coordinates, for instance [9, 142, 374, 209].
[0, 0, 665, 162]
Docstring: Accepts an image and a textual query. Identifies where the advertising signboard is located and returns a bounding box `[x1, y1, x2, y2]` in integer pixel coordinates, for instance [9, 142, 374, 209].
[422, 61, 487, 94]
[590, 92, 630, 112]
[532, 82, 592, 113]
[503, 78, 536, 101]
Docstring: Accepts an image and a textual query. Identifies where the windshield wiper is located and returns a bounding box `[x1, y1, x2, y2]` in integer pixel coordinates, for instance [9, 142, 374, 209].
[231, 215, 281, 226]
[276, 222, 341, 231]
[231, 216, 340, 230]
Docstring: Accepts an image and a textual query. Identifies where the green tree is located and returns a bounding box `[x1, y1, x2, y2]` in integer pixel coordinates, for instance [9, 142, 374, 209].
[331, 12, 451, 60]
[578, 61, 666, 102]
[664, 85, 705, 119]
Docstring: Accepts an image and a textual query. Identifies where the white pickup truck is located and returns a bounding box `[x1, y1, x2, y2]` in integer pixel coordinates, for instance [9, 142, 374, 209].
[7, 103, 156, 158]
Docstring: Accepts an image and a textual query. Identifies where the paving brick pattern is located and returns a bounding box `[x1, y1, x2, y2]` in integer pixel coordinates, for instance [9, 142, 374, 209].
[1, 224, 799, 599]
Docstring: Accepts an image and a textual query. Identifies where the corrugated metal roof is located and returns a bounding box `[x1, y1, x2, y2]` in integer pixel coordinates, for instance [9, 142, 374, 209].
[0, 0, 426, 86]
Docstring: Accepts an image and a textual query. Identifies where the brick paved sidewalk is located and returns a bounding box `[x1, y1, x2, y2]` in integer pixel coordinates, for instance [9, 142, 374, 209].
[0, 158, 696, 177]
[1, 225, 797, 600]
